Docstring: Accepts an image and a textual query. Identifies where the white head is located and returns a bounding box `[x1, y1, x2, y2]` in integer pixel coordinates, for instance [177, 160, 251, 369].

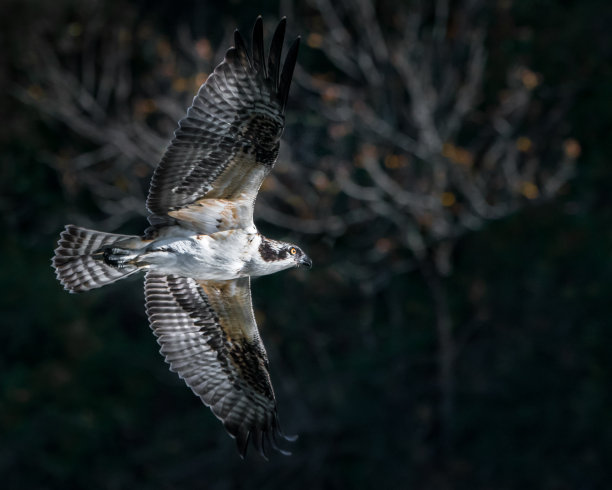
[249, 236, 312, 277]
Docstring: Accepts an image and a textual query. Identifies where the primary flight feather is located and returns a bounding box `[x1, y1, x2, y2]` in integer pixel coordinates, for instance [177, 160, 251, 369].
[52, 17, 308, 459]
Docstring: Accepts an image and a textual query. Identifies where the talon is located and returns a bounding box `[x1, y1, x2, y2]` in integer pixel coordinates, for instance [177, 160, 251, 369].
[97, 246, 137, 268]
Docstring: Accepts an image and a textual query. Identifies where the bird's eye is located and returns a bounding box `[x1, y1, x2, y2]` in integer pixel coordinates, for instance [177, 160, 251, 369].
[290, 247, 297, 255]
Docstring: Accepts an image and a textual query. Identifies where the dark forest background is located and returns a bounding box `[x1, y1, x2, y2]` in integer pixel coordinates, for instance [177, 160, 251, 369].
[2, 0, 612, 488]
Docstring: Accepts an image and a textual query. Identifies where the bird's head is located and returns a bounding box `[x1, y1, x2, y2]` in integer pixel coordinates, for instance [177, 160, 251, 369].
[257, 238, 312, 272]
[286, 244, 312, 269]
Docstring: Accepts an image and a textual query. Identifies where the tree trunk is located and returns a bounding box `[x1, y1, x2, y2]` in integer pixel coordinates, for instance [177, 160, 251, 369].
[420, 252, 454, 459]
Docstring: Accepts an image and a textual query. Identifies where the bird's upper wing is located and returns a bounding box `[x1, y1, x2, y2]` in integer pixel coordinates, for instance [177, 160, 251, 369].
[146, 17, 300, 231]
[144, 272, 294, 458]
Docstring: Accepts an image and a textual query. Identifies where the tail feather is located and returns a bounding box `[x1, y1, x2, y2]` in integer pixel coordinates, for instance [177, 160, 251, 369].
[52, 225, 142, 293]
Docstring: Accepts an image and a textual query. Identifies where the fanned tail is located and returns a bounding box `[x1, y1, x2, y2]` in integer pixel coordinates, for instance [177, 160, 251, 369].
[52, 225, 143, 293]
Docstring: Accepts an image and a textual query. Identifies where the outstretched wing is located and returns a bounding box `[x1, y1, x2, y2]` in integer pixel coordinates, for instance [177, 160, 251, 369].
[144, 272, 294, 458]
[146, 17, 300, 229]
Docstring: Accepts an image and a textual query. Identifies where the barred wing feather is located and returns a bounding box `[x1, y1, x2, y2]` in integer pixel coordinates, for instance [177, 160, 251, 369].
[146, 17, 300, 226]
[144, 273, 294, 458]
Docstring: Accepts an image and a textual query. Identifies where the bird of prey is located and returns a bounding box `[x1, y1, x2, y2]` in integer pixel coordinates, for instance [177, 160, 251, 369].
[52, 17, 309, 459]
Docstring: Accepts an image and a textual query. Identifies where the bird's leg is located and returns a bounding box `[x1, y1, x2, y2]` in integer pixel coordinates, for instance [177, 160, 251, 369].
[92, 246, 140, 269]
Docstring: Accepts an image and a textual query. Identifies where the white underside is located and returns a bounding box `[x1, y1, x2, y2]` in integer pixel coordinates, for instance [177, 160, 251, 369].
[128, 226, 295, 280]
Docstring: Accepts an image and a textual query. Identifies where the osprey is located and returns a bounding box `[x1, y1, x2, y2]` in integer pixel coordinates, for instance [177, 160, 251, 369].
[52, 17, 309, 459]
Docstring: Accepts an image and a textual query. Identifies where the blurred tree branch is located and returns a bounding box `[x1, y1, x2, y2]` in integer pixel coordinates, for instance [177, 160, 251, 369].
[18, 0, 579, 462]
[17, 6, 224, 229]
[280, 0, 578, 457]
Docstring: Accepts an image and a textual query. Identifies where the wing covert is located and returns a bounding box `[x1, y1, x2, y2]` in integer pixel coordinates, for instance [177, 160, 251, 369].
[146, 17, 300, 225]
[144, 272, 294, 458]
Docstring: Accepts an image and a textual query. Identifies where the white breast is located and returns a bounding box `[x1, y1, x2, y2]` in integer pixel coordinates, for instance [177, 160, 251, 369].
[143, 229, 257, 280]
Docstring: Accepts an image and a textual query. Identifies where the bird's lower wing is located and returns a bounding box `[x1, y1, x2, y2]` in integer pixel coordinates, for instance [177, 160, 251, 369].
[144, 273, 293, 458]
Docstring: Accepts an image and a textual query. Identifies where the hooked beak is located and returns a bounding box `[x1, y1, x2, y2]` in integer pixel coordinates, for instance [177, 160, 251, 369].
[299, 255, 313, 269]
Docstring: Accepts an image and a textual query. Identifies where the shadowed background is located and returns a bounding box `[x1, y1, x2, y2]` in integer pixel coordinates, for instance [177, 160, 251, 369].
[1, 0, 612, 488]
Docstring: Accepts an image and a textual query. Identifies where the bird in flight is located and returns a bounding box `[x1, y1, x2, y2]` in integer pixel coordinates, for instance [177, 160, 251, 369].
[52, 17, 309, 459]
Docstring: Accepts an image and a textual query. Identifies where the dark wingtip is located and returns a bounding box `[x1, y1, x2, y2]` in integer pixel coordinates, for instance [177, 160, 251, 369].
[236, 429, 251, 459]
[253, 15, 264, 36]
[283, 433, 299, 442]
[260, 431, 271, 461]
[247, 16, 299, 112]
[233, 29, 251, 68]
[271, 416, 298, 453]
[278, 36, 300, 111]
[269, 428, 294, 456]
[268, 18, 287, 91]
[230, 414, 297, 459]
[251, 429, 269, 461]
[252, 15, 266, 79]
